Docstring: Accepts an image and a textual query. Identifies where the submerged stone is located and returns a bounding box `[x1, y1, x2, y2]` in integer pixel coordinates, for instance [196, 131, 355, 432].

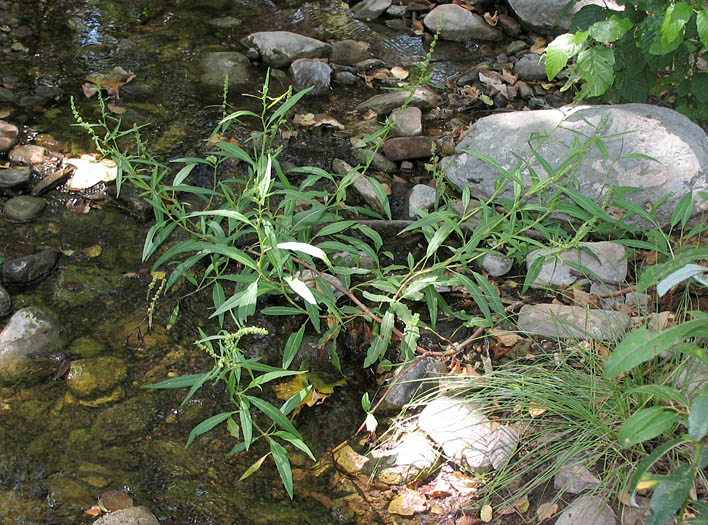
[0, 166, 31, 189]
[2, 195, 46, 222]
[0, 120, 19, 153]
[92, 506, 159, 525]
[200, 51, 256, 88]
[66, 357, 128, 398]
[2, 248, 61, 286]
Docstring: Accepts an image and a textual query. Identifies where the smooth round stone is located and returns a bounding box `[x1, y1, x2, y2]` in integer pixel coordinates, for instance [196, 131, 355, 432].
[2, 195, 46, 222]
[0, 166, 31, 189]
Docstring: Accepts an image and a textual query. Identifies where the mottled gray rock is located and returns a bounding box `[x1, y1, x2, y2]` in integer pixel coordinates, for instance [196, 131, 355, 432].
[330, 39, 370, 66]
[488, 425, 519, 469]
[508, 0, 623, 33]
[389, 107, 423, 137]
[352, 0, 392, 20]
[482, 252, 513, 277]
[2, 248, 61, 285]
[418, 396, 493, 471]
[92, 506, 159, 525]
[372, 431, 439, 484]
[443, 104, 708, 228]
[555, 495, 616, 525]
[242, 31, 331, 68]
[386, 4, 407, 17]
[289, 58, 332, 95]
[0, 306, 65, 385]
[379, 357, 447, 411]
[408, 184, 437, 218]
[200, 52, 256, 88]
[0, 166, 30, 189]
[353, 148, 397, 173]
[332, 158, 387, 216]
[357, 86, 441, 115]
[383, 136, 435, 161]
[517, 303, 631, 341]
[8, 144, 47, 165]
[0, 285, 10, 316]
[514, 53, 547, 81]
[333, 71, 359, 85]
[0, 120, 18, 153]
[208, 16, 241, 29]
[498, 13, 522, 35]
[423, 5, 502, 41]
[527, 241, 627, 288]
[2, 195, 46, 222]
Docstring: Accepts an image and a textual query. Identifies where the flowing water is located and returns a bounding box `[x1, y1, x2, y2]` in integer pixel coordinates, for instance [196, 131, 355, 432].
[0, 0, 493, 522]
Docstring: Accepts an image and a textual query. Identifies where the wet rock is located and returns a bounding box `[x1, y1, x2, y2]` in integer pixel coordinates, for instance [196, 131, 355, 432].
[2, 195, 46, 222]
[8, 144, 48, 165]
[387, 4, 407, 17]
[498, 13, 521, 36]
[383, 136, 435, 161]
[66, 357, 128, 398]
[352, 0, 392, 20]
[2, 248, 60, 285]
[289, 58, 332, 95]
[444, 104, 708, 228]
[106, 183, 152, 222]
[31, 167, 71, 196]
[332, 158, 387, 216]
[513, 53, 547, 81]
[408, 184, 437, 218]
[516, 80, 534, 99]
[388, 488, 427, 516]
[356, 86, 441, 115]
[0, 285, 10, 316]
[91, 393, 160, 444]
[506, 40, 528, 54]
[92, 506, 159, 525]
[373, 431, 439, 484]
[0, 306, 65, 384]
[0, 87, 18, 104]
[148, 439, 204, 477]
[333, 444, 370, 474]
[200, 52, 256, 88]
[526, 241, 627, 288]
[325, 42, 367, 68]
[68, 336, 105, 358]
[418, 396, 493, 471]
[54, 264, 134, 310]
[241, 31, 331, 68]
[554, 459, 601, 493]
[389, 106, 423, 137]
[0, 120, 18, 153]
[509, 0, 623, 33]
[353, 148, 397, 172]
[45, 476, 94, 509]
[380, 357, 447, 411]
[100, 490, 134, 511]
[0, 166, 32, 189]
[555, 495, 616, 525]
[333, 71, 359, 85]
[517, 303, 631, 341]
[355, 58, 385, 71]
[208, 16, 241, 29]
[423, 5, 502, 42]
[482, 252, 513, 277]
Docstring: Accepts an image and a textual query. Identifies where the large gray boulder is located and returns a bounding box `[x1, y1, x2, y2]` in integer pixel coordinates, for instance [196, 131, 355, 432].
[423, 4, 502, 42]
[241, 31, 331, 68]
[443, 104, 708, 228]
[508, 0, 623, 34]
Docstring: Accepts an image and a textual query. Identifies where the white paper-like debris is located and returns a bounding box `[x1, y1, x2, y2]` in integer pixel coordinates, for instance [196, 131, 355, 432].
[64, 155, 117, 190]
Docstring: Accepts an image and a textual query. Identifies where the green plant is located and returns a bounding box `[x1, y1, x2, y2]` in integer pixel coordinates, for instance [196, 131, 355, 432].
[144, 326, 315, 499]
[605, 246, 708, 524]
[544, 0, 708, 120]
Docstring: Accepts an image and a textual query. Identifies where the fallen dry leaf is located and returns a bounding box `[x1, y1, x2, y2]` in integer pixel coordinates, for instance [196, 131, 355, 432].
[528, 402, 547, 417]
[530, 37, 547, 54]
[489, 328, 523, 347]
[391, 66, 409, 80]
[106, 103, 126, 114]
[480, 504, 493, 522]
[536, 501, 558, 521]
[84, 505, 103, 517]
[484, 11, 499, 26]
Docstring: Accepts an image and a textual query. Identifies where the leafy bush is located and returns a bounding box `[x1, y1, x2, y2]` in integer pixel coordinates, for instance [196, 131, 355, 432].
[544, 0, 708, 121]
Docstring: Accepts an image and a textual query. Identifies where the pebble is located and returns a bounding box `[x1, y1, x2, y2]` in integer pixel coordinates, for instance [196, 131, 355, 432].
[408, 184, 437, 218]
[330, 39, 370, 65]
[481, 252, 513, 276]
[0, 120, 18, 153]
[383, 136, 436, 161]
[0, 166, 31, 189]
[353, 148, 397, 173]
[2, 195, 46, 222]
[100, 490, 134, 512]
[389, 106, 423, 137]
[8, 144, 48, 165]
[513, 53, 548, 81]
[352, 0, 392, 20]
[289, 58, 332, 95]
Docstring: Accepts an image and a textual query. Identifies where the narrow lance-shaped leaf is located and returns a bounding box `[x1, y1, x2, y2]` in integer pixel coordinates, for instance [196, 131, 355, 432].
[268, 437, 294, 499]
[285, 276, 317, 305]
[618, 406, 680, 448]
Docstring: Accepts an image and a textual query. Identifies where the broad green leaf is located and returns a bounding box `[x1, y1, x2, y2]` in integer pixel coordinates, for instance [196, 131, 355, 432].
[361, 392, 371, 412]
[697, 9, 708, 49]
[545, 34, 575, 80]
[618, 406, 680, 448]
[688, 395, 708, 440]
[283, 324, 306, 369]
[648, 464, 693, 525]
[226, 417, 239, 438]
[172, 162, 197, 185]
[186, 411, 235, 448]
[589, 15, 634, 43]
[660, 2, 692, 48]
[268, 438, 294, 499]
[571, 5, 608, 31]
[285, 276, 317, 305]
[606, 321, 708, 377]
[576, 46, 615, 97]
[657, 264, 708, 297]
